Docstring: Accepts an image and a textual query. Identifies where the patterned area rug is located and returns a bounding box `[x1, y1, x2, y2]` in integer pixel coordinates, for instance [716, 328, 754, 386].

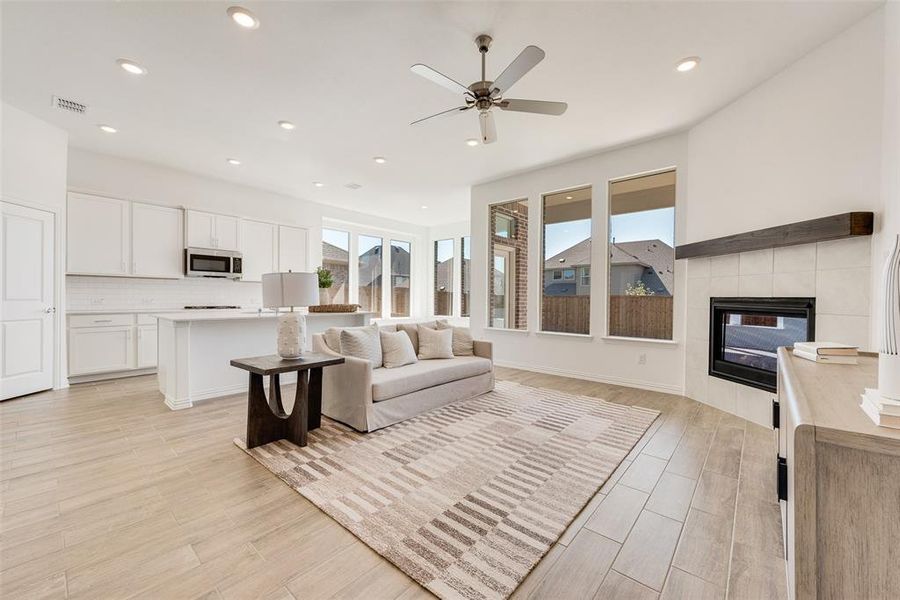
[236, 380, 658, 600]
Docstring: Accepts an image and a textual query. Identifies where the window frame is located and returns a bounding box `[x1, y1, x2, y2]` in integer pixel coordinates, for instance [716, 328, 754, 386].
[486, 198, 529, 331]
[433, 238, 454, 317]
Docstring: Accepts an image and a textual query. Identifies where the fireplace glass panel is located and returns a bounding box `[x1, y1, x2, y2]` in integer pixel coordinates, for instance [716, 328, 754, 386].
[721, 312, 809, 373]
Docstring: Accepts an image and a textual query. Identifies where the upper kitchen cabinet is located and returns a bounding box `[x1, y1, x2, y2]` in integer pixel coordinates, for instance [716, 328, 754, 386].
[278, 225, 309, 272]
[132, 202, 183, 278]
[186, 210, 241, 251]
[68, 193, 130, 275]
[240, 220, 278, 282]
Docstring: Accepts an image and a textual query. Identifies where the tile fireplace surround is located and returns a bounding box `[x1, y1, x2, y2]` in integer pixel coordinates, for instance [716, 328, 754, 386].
[684, 236, 872, 426]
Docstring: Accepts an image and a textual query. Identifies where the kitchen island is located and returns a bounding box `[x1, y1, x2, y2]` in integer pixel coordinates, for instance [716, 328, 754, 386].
[155, 310, 372, 410]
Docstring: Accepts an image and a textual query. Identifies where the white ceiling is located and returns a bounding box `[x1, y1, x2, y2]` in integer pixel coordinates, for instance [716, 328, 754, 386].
[1, 1, 880, 226]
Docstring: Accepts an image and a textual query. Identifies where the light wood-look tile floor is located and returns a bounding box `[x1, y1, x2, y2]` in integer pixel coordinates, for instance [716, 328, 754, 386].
[0, 368, 787, 600]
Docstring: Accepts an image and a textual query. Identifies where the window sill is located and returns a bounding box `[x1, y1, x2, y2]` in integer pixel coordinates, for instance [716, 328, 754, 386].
[535, 331, 593, 340]
[485, 327, 529, 334]
[601, 335, 679, 346]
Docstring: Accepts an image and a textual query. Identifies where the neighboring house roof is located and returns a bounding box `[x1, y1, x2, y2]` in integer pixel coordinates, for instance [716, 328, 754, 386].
[543, 238, 674, 294]
[322, 242, 349, 264]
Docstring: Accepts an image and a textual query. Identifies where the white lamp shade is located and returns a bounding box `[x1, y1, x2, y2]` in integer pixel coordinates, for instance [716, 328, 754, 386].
[262, 272, 319, 308]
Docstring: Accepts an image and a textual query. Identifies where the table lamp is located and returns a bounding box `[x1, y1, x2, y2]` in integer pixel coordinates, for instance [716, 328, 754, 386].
[262, 271, 319, 359]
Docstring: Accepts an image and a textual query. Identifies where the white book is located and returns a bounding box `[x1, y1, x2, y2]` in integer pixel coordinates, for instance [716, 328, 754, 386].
[792, 348, 858, 364]
[861, 390, 900, 429]
[863, 388, 900, 417]
[793, 341, 858, 356]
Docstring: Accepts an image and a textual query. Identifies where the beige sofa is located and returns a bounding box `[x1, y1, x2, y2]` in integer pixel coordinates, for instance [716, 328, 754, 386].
[311, 322, 494, 432]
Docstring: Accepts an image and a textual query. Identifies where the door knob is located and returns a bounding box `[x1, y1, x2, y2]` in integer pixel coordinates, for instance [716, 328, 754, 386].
[44, 307, 56, 314]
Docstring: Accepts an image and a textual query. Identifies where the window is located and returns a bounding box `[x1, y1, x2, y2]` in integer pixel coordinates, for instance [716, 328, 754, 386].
[321, 228, 349, 304]
[580, 267, 591, 286]
[390, 240, 410, 317]
[358, 235, 383, 314]
[608, 170, 675, 340]
[489, 200, 528, 329]
[434, 239, 453, 316]
[494, 214, 515, 238]
[542, 187, 591, 334]
[461, 236, 471, 318]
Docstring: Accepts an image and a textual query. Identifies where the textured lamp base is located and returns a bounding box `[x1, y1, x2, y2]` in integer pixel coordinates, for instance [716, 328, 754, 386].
[277, 312, 307, 359]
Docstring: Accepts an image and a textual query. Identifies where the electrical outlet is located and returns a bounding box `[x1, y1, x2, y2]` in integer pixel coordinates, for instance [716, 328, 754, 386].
[638, 353, 647, 365]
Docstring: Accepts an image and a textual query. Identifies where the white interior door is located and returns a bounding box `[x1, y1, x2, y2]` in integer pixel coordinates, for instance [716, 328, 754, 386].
[1, 202, 55, 400]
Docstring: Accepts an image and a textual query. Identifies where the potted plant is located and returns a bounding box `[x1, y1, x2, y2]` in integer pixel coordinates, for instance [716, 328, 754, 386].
[316, 266, 333, 305]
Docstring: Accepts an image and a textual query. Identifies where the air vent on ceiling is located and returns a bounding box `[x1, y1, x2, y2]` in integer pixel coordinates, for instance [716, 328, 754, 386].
[344, 183, 362, 190]
[51, 95, 87, 114]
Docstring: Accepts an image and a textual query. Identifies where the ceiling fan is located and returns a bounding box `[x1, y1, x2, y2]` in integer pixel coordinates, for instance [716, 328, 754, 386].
[410, 35, 567, 144]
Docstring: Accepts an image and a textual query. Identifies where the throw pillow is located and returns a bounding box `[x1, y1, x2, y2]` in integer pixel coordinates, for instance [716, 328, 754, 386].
[435, 320, 474, 356]
[380, 330, 418, 369]
[398, 320, 436, 354]
[340, 324, 383, 368]
[417, 325, 454, 360]
[323, 327, 342, 353]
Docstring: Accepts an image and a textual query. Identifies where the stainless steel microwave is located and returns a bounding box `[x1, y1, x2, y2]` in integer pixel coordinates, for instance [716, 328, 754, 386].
[184, 247, 242, 279]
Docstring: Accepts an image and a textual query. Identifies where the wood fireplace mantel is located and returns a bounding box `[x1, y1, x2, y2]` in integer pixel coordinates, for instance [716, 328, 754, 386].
[675, 212, 874, 260]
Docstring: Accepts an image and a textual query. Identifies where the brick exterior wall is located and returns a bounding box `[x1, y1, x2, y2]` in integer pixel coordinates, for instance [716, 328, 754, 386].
[489, 200, 528, 328]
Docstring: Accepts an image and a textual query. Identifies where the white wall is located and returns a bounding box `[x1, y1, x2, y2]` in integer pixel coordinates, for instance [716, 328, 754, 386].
[685, 10, 884, 244]
[471, 134, 688, 394]
[1, 102, 70, 388]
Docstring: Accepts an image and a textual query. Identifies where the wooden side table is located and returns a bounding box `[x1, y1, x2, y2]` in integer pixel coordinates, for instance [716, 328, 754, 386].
[230, 353, 344, 449]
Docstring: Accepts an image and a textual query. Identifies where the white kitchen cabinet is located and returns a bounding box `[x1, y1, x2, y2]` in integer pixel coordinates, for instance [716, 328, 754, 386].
[240, 220, 278, 282]
[136, 324, 158, 368]
[186, 210, 241, 251]
[278, 225, 309, 272]
[132, 202, 183, 278]
[68, 325, 135, 376]
[67, 193, 130, 275]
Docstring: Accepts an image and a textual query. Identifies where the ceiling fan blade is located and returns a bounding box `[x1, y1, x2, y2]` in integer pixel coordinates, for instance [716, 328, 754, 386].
[479, 111, 497, 144]
[410, 105, 471, 125]
[498, 99, 567, 116]
[490, 45, 545, 96]
[410, 64, 471, 97]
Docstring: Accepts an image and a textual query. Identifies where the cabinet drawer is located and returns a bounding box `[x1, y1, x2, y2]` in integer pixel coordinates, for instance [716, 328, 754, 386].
[137, 314, 158, 326]
[69, 314, 135, 328]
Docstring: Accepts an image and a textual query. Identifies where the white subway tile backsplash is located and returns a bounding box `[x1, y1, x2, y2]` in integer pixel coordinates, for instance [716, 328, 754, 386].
[774, 244, 816, 273]
[710, 254, 740, 277]
[739, 249, 773, 275]
[773, 271, 816, 297]
[815, 314, 870, 350]
[66, 276, 263, 312]
[738, 274, 774, 297]
[709, 276, 739, 297]
[815, 268, 871, 316]
[817, 237, 871, 270]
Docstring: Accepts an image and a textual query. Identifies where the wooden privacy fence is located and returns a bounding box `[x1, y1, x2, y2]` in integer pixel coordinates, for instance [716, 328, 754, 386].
[542, 295, 591, 334]
[541, 294, 673, 339]
[609, 295, 673, 339]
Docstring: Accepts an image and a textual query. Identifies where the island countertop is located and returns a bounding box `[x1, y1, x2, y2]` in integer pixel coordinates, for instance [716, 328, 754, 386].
[153, 310, 376, 323]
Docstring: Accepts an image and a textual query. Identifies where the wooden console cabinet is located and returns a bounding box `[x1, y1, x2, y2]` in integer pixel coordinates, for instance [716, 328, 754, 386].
[776, 348, 900, 599]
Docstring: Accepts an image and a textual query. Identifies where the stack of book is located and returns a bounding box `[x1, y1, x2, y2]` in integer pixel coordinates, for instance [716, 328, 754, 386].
[860, 388, 900, 429]
[792, 341, 858, 364]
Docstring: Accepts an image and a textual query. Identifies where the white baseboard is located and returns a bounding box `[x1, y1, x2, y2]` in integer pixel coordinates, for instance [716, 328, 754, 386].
[68, 368, 157, 385]
[190, 384, 247, 403]
[493, 360, 684, 395]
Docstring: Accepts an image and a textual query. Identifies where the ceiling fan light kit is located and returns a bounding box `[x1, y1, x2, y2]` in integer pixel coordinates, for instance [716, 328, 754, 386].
[410, 34, 567, 144]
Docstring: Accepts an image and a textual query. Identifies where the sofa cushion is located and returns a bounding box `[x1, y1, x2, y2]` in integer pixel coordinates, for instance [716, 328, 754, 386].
[380, 330, 417, 369]
[340, 324, 383, 368]
[370, 356, 492, 402]
[417, 325, 454, 359]
[435, 320, 474, 356]
[398, 321, 436, 354]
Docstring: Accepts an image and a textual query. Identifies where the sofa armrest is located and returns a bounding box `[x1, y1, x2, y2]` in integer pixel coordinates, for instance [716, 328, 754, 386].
[473, 340, 493, 362]
[312, 333, 373, 431]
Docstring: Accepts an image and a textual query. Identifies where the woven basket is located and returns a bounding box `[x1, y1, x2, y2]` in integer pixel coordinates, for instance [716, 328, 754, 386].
[309, 304, 361, 313]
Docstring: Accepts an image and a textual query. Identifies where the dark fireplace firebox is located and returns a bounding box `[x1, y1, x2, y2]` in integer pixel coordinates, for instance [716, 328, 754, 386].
[709, 297, 815, 392]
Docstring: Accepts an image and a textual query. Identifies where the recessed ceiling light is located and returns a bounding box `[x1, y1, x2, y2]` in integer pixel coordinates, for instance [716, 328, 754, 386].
[465, 138, 479, 147]
[565, 195, 573, 200]
[227, 6, 259, 29]
[313, 181, 324, 188]
[421, 205, 428, 209]
[226, 158, 241, 165]
[278, 120, 295, 130]
[676, 56, 700, 72]
[373, 156, 387, 164]
[98, 124, 117, 133]
[116, 58, 147, 75]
